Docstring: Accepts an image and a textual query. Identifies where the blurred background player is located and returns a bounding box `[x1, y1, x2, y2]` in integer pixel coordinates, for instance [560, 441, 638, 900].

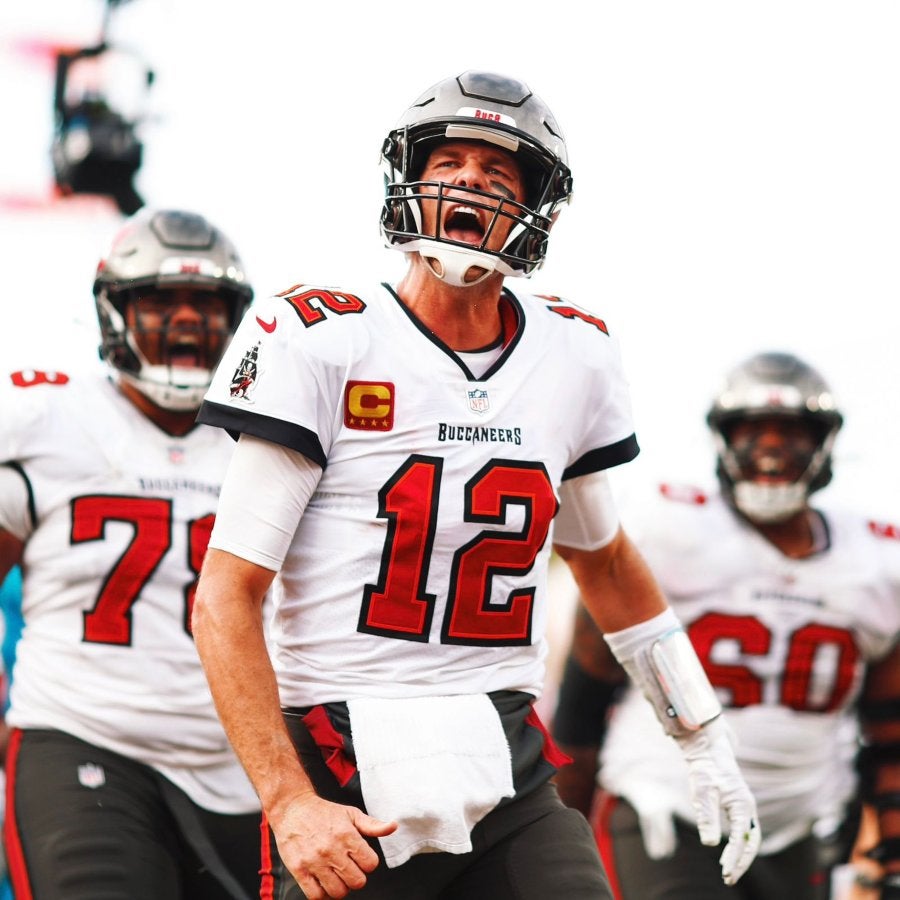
[0, 208, 263, 899]
[552, 351, 900, 900]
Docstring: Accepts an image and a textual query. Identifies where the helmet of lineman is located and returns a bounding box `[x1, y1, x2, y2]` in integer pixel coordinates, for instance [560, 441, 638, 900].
[380, 70, 573, 287]
[706, 351, 843, 523]
[93, 208, 253, 411]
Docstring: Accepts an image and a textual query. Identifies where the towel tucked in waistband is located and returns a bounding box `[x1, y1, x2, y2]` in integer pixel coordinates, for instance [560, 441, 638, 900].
[347, 693, 515, 868]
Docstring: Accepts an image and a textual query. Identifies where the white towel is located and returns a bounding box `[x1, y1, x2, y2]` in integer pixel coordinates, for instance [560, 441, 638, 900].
[347, 694, 515, 868]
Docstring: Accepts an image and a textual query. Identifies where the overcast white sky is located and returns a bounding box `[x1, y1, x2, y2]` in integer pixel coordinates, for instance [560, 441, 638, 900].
[2, 0, 899, 518]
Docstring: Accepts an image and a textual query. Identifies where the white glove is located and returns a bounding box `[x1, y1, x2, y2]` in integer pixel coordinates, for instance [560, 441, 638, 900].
[676, 716, 762, 886]
[622, 782, 681, 860]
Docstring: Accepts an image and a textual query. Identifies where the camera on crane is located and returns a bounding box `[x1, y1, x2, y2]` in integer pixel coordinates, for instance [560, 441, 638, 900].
[50, 40, 153, 214]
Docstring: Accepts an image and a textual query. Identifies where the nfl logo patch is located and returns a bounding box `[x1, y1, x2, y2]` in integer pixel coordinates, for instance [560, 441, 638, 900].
[467, 388, 490, 414]
[78, 762, 106, 789]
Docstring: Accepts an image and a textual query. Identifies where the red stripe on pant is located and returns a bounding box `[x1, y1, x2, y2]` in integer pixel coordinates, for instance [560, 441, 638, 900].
[4, 728, 34, 900]
[591, 791, 624, 900]
[524, 705, 573, 768]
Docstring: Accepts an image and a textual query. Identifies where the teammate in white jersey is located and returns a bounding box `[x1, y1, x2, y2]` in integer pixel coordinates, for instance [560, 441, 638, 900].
[552, 352, 900, 899]
[193, 71, 760, 900]
[0, 209, 265, 899]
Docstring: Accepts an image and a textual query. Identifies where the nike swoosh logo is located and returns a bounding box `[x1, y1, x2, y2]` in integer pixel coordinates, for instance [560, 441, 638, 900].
[256, 315, 277, 333]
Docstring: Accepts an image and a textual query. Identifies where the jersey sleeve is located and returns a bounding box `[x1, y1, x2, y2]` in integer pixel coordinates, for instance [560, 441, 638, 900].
[198, 293, 347, 468]
[555, 305, 639, 480]
[861, 517, 900, 659]
[0, 369, 57, 463]
[0, 369, 66, 537]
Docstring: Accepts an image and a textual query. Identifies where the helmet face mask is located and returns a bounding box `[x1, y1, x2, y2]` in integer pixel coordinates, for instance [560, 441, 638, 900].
[381, 71, 573, 287]
[94, 209, 253, 411]
[707, 353, 843, 523]
[722, 416, 826, 483]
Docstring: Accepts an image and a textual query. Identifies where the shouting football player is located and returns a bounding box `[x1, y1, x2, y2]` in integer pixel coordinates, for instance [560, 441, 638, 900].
[0, 209, 263, 899]
[193, 71, 761, 899]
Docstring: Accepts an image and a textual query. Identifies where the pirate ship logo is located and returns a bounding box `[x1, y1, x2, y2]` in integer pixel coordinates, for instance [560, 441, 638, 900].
[229, 342, 259, 400]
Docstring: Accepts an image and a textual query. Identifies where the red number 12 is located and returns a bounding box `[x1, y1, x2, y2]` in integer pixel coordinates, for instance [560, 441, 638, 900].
[359, 456, 558, 646]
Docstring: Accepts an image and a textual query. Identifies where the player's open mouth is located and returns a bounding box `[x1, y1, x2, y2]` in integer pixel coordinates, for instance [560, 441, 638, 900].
[167, 339, 202, 368]
[444, 206, 485, 245]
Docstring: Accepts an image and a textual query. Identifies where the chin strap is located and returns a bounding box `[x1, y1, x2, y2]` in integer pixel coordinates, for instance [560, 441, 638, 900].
[118, 368, 210, 412]
[419, 243, 501, 288]
[732, 480, 808, 523]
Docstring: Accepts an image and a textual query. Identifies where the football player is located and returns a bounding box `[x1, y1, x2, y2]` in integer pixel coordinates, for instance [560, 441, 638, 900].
[0, 209, 264, 899]
[552, 352, 900, 899]
[193, 71, 760, 900]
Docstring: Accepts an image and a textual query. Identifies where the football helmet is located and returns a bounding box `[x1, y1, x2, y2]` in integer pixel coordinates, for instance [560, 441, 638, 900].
[706, 352, 843, 522]
[93, 208, 253, 411]
[380, 71, 573, 287]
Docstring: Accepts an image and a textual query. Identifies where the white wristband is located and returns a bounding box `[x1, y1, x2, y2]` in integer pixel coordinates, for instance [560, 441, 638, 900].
[605, 608, 721, 736]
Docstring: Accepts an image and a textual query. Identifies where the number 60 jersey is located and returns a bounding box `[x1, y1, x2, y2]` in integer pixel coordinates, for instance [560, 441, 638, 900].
[200, 283, 639, 708]
[600, 482, 900, 853]
[0, 366, 258, 814]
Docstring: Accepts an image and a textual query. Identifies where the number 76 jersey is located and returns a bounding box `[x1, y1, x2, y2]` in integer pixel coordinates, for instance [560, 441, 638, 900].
[200, 282, 639, 708]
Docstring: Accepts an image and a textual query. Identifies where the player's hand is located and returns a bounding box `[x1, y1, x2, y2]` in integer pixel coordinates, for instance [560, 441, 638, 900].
[269, 791, 397, 899]
[624, 782, 681, 860]
[676, 716, 761, 886]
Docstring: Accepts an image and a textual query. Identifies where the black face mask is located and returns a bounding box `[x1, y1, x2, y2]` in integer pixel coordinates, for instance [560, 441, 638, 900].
[722, 417, 824, 484]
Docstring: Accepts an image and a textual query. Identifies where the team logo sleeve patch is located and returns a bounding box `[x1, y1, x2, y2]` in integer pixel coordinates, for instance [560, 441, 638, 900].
[229, 342, 259, 400]
[344, 381, 395, 431]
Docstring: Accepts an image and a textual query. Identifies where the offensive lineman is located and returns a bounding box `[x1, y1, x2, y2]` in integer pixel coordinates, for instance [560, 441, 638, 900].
[553, 352, 900, 899]
[193, 71, 761, 899]
[0, 209, 263, 899]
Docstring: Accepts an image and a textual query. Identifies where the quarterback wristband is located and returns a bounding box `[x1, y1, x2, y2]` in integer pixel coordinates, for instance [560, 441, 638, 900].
[604, 607, 721, 737]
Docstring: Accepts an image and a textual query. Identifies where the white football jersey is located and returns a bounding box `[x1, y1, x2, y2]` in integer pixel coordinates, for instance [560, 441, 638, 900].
[599, 483, 900, 853]
[201, 283, 638, 707]
[0, 365, 259, 814]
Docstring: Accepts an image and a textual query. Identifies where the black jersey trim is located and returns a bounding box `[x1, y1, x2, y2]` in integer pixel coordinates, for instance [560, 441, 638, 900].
[381, 283, 525, 382]
[197, 401, 327, 469]
[2, 462, 36, 532]
[562, 434, 640, 481]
